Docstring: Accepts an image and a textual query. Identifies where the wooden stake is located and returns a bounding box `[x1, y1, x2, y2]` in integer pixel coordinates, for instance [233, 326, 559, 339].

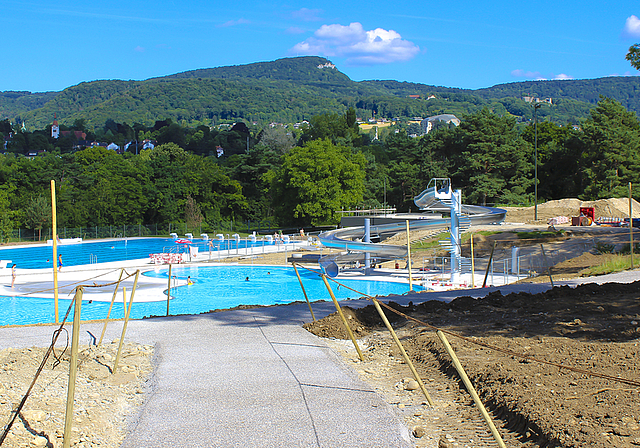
[437, 330, 506, 448]
[406, 220, 413, 291]
[98, 268, 125, 346]
[293, 263, 316, 321]
[63, 288, 83, 448]
[372, 299, 434, 406]
[321, 275, 364, 361]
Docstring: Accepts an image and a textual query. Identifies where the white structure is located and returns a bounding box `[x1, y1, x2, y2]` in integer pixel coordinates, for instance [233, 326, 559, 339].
[420, 114, 461, 135]
[51, 116, 59, 139]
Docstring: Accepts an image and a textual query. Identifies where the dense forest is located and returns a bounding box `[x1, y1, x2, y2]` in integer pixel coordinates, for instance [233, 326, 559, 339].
[0, 95, 639, 241]
[2, 56, 640, 131]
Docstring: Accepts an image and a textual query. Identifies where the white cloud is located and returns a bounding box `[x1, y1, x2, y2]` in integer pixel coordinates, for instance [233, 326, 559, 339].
[219, 18, 250, 28]
[622, 15, 640, 38]
[291, 8, 323, 22]
[511, 69, 544, 80]
[289, 22, 419, 65]
[512, 69, 573, 81]
[285, 26, 306, 35]
[134, 46, 145, 53]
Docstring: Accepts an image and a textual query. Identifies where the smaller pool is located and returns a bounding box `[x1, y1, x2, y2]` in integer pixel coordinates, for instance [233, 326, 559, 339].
[0, 265, 420, 326]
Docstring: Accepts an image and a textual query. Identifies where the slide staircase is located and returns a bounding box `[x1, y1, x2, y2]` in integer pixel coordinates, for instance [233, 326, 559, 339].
[317, 178, 506, 277]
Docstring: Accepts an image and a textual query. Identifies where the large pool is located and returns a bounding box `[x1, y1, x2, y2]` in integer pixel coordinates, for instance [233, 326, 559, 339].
[0, 237, 265, 269]
[0, 265, 419, 326]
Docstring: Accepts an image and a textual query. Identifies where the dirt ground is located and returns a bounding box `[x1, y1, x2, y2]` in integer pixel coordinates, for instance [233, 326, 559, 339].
[0, 341, 153, 448]
[304, 277, 640, 448]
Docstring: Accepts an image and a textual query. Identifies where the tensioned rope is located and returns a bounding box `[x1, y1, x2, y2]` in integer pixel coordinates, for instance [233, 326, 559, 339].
[7, 268, 139, 298]
[293, 263, 640, 389]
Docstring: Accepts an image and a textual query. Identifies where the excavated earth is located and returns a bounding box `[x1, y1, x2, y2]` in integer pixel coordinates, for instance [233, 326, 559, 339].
[304, 280, 640, 448]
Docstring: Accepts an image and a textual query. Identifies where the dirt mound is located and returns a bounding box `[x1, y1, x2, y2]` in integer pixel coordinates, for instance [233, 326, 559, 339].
[306, 281, 640, 447]
[504, 197, 640, 224]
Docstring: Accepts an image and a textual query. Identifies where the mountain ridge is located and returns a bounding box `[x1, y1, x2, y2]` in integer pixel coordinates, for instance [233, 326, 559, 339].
[1, 56, 638, 129]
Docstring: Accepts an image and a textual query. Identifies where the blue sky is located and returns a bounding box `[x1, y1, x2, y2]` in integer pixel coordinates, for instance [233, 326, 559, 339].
[1, 0, 639, 93]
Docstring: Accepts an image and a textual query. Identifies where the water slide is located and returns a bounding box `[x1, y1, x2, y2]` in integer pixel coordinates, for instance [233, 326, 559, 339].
[317, 179, 506, 274]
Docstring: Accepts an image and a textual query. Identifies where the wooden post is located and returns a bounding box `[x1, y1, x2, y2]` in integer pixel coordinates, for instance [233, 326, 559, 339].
[372, 299, 434, 406]
[63, 288, 83, 448]
[321, 275, 364, 361]
[98, 268, 125, 345]
[630, 182, 634, 270]
[540, 244, 554, 287]
[293, 263, 316, 321]
[114, 270, 140, 373]
[51, 180, 59, 323]
[166, 264, 172, 316]
[406, 220, 413, 291]
[437, 331, 506, 448]
[470, 233, 475, 288]
[482, 241, 496, 288]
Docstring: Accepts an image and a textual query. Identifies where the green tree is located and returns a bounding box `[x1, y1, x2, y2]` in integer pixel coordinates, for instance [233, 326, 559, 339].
[451, 109, 532, 205]
[185, 195, 203, 231]
[24, 195, 51, 240]
[271, 139, 366, 226]
[0, 183, 16, 242]
[626, 44, 640, 70]
[580, 97, 640, 199]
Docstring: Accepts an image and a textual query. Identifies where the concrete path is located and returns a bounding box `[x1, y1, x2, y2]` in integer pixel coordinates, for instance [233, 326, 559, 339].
[0, 302, 413, 448]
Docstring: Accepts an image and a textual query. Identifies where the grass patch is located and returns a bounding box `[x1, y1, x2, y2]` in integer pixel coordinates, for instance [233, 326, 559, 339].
[580, 254, 636, 277]
[517, 230, 565, 240]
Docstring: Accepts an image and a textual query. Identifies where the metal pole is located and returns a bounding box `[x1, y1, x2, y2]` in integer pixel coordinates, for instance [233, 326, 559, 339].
[63, 288, 83, 448]
[51, 180, 59, 323]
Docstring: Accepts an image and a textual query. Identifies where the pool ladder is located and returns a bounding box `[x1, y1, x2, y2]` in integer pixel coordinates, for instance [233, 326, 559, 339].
[89, 254, 98, 264]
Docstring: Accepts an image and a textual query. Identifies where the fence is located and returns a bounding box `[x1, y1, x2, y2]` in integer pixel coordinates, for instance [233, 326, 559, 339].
[0, 221, 337, 244]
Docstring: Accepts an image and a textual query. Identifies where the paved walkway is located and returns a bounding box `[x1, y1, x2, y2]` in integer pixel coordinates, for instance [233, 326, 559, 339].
[0, 302, 413, 448]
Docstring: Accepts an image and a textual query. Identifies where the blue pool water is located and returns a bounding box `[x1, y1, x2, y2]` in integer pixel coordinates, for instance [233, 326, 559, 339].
[0, 265, 419, 326]
[0, 237, 263, 270]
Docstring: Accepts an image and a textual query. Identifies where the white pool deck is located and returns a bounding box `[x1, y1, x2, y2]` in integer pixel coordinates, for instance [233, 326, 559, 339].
[0, 241, 526, 307]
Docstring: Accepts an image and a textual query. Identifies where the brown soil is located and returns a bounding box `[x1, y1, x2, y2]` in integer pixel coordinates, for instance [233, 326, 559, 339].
[0, 341, 153, 448]
[304, 281, 640, 447]
[503, 197, 640, 224]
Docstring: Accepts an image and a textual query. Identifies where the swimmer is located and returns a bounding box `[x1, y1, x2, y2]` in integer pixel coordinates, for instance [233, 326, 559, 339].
[58, 255, 63, 272]
[245, 276, 249, 281]
[187, 276, 194, 285]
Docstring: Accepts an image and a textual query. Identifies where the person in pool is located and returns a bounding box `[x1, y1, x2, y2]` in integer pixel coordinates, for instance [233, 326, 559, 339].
[187, 276, 194, 285]
[58, 255, 63, 272]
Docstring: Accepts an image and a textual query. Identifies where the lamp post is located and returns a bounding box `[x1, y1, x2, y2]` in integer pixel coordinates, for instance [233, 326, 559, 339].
[534, 103, 541, 221]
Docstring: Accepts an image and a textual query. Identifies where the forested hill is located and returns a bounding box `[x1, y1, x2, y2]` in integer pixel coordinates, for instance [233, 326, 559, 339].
[1, 56, 639, 129]
[475, 77, 640, 112]
[155, 56, 355, 86]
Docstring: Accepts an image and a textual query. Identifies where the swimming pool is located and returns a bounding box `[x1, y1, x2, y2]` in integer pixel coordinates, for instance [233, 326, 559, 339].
[0, 265, 420, 326]
[0, 237, 265, 269]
